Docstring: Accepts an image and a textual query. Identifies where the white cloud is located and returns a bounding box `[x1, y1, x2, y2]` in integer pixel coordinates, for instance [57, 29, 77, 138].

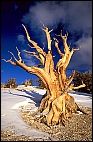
[64, 1, 92, 34]
[21, 1, 92, 71]
[76, 37, 92, 65]
[22, 51, 39, 66]
[17, 35, 25, 43]
[68, 36, 92, 70]
[22, 1, 92, 34]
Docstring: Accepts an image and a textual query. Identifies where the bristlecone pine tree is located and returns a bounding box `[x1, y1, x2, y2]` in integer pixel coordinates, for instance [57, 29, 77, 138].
[2, 24, 86, 126]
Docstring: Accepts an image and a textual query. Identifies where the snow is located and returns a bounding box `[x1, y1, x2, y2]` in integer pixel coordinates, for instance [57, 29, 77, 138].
[69, 91, 92, 108]
[1, 87, 56, 140]
[1, 86, 92, 139]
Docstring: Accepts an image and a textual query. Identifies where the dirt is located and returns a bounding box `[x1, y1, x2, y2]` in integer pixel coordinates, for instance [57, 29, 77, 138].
[1, 130, 34, 141]
[20, 106, 92, 141]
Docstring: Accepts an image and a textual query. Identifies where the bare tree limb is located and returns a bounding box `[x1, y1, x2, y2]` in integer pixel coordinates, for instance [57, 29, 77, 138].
[56, 31, 78, 90]
[42, 26, 53, 51]
[72, 82, 86, 90]
[64, 50, 74, 69]
[23, 50, 42, 62]
[64, 47, 79, 69]
[2, 53, 51, 89]
[22, 24, 46, 57]
[61, 37, 70, 54]
[66, 70, 76, 86]
[45, 52, 52, 73]
[8, 51, 17, 61]
[28, 45, 45, 65]
[16, 46, 22, 62]
[28, 44, 35, 49]
[56, 30, 70, 54]
[60, 30, 68, 41]
[56, 54, 67, 72]
[2, 57, 16, 65]
[22, 24, 46, 65]
[69, 81, 86, 91]
[72, 48, 80, 51]
[54, 38, 64, 57]
[56, 30, 71, 71]
[59, 78, 85, 95]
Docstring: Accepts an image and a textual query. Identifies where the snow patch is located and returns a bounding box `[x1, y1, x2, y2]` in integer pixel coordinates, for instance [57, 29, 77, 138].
[11, 101, 29, 110]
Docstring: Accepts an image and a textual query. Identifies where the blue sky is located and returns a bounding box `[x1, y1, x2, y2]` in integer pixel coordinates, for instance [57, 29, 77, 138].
[1, 1, 92, 85]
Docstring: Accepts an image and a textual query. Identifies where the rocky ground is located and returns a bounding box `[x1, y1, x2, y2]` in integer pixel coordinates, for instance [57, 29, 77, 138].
[1, 130, 34, 141]
[20, 106, 92, 141]
[1, 106, 92, 141]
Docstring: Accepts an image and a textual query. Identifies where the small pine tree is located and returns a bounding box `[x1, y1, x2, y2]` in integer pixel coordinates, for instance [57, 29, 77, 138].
[1, 83, 5, 88]
[5, 78, 17, 88]
[37, 78, 45, 89]
[24, 79, 32, 87]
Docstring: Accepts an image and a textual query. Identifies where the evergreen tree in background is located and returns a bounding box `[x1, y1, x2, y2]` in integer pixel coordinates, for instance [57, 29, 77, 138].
[5, 78, 17, 88]
[73, 71, 92, 94]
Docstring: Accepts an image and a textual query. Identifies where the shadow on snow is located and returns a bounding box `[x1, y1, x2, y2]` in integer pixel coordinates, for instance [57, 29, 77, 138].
[9, 90, 44, 107]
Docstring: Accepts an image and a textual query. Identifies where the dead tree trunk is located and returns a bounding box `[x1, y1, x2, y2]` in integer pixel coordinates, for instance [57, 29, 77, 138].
[2, 24, 86, 126]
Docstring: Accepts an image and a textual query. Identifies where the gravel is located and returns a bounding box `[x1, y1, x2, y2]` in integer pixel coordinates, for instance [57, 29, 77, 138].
[20, 106, 92, 141]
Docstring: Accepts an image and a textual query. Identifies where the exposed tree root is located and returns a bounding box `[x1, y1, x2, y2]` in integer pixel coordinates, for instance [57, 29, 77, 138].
[32, 93, 87, 126]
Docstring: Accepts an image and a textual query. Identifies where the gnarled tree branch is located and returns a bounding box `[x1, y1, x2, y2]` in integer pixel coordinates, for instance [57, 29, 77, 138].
[22, 24, 46, 56]
[2, 57, 16, 65]
[8, 51, 17, 61]
[16, 46, 22, 62]
[66, 70, 76, 86]
[54, 38, 64, 57]
[69, 81, 86, 91]
[23, 50, 43, 64]
[22, 24, 46, 65]
[42, 25, 53, 51]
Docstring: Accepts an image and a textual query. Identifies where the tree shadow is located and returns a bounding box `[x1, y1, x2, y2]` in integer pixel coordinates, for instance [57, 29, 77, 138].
[10, 89, 44, 107]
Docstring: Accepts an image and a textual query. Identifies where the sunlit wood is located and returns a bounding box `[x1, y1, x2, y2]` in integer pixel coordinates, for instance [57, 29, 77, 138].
[2, 24, 86, 126]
